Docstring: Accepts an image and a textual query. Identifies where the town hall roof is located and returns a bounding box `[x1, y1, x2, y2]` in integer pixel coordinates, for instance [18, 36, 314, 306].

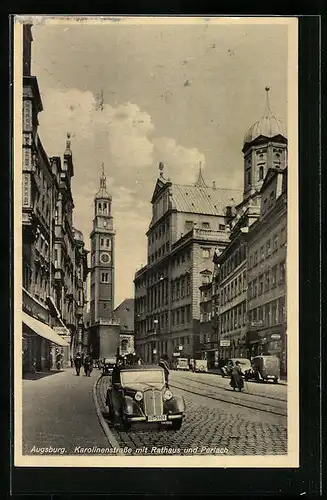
[170, 184, 242, 216]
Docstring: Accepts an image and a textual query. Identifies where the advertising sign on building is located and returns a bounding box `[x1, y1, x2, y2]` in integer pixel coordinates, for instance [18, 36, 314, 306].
[220, 339, 231, 347]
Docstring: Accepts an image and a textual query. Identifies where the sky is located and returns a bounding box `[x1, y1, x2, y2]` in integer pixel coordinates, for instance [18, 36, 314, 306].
[30, 18, 288, 307]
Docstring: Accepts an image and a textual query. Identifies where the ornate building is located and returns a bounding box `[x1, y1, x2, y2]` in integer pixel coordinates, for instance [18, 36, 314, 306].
[21, 25, 89, 373]
[134, 163, 241, 363]
[88, 166, 120, 359]
[212, 88, 288, 365]
[246, 167, 287, 376]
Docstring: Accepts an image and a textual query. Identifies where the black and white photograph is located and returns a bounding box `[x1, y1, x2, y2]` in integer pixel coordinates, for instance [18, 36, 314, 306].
[14, 16, 298, 468]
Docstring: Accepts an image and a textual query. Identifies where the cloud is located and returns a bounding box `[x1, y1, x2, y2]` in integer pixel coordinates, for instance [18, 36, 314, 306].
[37, 87, 206, 304]
[153, 136, 205, 184]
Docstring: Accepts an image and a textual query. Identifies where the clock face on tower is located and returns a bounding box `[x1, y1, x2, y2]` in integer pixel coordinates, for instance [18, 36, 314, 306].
[100, 252, 111, 264]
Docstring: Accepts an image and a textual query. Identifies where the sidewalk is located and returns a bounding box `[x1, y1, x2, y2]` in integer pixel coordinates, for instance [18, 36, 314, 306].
[207, 369, 288, 385]
[22, 368, 109, 455]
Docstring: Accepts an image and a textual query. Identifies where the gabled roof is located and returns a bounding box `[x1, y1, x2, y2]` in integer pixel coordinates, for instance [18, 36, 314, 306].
[170, 184, 241, 216]
[114, 298, 134, 332]
[150, 177, 170, 204]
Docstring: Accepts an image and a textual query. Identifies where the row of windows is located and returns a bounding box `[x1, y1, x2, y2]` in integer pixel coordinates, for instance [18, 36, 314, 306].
[248, 227, 286, 268]
[248, 296, 286, 326]
[248, 262, 286, 298]
[147, 312, 169, 332]
[171, 248, 192, 267]
[100, 237, 111, 248]
[220, 301, 247, 333]
[200, 311, 212, 323]
[171, 274, 191, 301]
[171, 305, 192, 326]
[147, 281, 169, 310]
[220, 245, 246, 280]
[184, 220, 226, 232]
[220, 271, 247, 305]
[149, 219, 170, 245]
[149, 241, 170, 263]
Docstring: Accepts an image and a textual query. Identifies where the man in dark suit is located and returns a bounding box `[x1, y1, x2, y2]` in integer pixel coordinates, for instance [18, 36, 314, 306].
[159, 354, 170, 387]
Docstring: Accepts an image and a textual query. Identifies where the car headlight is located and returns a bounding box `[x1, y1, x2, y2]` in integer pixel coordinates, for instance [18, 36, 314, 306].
[134, 391, 143, 401]
[163, 389, 173, 401]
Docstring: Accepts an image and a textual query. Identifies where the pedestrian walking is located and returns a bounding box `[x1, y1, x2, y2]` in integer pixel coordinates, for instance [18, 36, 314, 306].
[74, 352, 82, 376]
[83, 354, 93, 377]
[230, 361, 244, 392]
[159, 354, 170, 388]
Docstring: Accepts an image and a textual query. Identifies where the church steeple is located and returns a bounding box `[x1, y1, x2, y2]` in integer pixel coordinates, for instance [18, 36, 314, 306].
[195, 162, 208, 188]
[95, 163, 111, 201]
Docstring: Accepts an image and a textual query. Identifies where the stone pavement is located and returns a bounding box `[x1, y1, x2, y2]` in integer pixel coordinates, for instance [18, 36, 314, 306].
[97, 374, 287, 456]
[22, 368, 109, 455]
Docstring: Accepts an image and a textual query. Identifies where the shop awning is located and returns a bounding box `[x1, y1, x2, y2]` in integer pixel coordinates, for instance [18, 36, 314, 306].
[22, 311, 69, 347]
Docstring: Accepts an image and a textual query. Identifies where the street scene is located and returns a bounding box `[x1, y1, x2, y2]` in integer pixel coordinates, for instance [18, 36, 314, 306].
[23, 367, 286, 456]
[16, 16, 297, 463]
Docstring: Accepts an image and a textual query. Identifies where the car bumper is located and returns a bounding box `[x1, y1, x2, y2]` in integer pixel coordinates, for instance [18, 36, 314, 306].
[126, 414, 183, 423]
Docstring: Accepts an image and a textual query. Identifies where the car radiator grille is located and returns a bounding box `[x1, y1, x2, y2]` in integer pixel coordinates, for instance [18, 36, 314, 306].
[143, 389, 163, 416]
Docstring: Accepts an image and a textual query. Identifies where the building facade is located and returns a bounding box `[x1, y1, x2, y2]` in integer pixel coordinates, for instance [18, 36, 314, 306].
[114, 298, 135, 356]
[211, 88, 288, 369]
[88, 167, 120, 359]
[21, 24, 88, 373]
[246, 167, 287, 376]
[134, 163, 241, 364]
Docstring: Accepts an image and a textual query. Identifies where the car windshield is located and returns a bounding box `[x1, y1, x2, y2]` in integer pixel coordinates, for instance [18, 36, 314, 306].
[120, 369, 165, 387]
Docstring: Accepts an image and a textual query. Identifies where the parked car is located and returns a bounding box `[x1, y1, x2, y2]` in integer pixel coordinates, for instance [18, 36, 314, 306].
[105, 365, 185, 431]
[245, 355, 280, 384]
[176, 358, 189, 371]
[221, 358, 252, 378]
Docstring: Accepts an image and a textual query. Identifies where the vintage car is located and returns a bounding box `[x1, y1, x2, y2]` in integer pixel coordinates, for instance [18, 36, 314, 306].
[102, 357, 116, 376]
[105, 365, 185, 431]
[244, 355, 280, 384]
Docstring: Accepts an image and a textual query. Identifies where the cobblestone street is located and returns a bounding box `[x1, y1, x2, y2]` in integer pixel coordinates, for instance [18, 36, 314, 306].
[97, 370, 287, 456]
[21, 368, 287, 457]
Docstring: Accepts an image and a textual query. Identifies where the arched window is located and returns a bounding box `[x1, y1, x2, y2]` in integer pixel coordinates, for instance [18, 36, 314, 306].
[98, 202, 102, 211]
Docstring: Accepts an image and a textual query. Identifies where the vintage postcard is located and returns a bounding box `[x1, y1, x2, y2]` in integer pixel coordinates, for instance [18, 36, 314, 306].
[13, 15, 299, 468]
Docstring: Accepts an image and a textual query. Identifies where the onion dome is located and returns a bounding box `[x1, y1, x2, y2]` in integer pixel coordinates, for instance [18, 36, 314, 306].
[243, 87, 286, 147]
[95, 163, 111, 200]
[73, 227, 84, 243]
